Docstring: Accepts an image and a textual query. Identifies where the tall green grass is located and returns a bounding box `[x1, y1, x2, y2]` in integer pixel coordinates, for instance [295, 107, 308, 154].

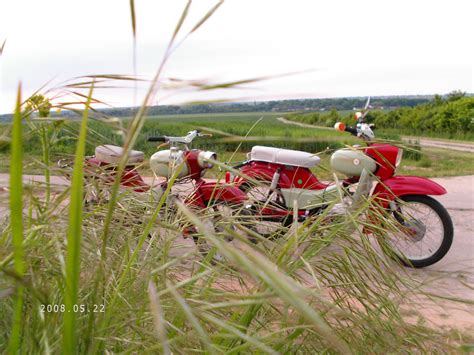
[7, 85, 24, 354]
[62, 85, 93, 353]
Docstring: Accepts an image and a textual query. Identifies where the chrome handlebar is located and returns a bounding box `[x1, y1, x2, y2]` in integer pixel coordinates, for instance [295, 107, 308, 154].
[147, 130, 212, 145]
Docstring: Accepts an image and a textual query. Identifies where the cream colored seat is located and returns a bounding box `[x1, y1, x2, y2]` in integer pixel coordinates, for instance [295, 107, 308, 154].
[250, 146, 320, 168]
[95, 145, 144, 165]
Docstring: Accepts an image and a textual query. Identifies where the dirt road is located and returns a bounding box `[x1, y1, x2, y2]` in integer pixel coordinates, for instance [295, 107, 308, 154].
[405, 175, 474, 330]
[0, 173, 473, 330]
[277, 117, 474, 153]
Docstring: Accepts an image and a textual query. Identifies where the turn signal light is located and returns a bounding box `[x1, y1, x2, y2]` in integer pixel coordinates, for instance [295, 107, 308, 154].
[334, 122, 346, 131]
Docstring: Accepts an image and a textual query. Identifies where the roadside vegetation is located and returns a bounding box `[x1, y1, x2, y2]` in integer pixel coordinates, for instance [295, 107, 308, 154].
[286, 93, 474, 141]
[0, 1, 472, 353]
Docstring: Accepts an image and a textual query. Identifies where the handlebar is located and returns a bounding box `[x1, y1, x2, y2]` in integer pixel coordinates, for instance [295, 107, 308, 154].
[334, 122, 356, 135]
[147, 136, 167, 142]
[147, 130, 212, 145]
[334, 122, 375, 141]
[344, 125, 358, 136]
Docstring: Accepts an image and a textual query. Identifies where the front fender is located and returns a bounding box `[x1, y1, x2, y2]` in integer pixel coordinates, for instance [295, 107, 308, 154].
[372, 176, 446, 208]
[187, 181, 247, 208]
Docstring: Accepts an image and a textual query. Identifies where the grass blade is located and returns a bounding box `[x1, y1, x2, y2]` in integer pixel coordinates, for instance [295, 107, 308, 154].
[62, 83, 93, 353]
[8, 84, 24, 354]
[167, 281, 215, 354]
[169, 0, 191, 49]
[148, 281, 171, 355]
[0, 38, 6, 56]
[129, 0, 136, 38]
[189, 0, 223, 34]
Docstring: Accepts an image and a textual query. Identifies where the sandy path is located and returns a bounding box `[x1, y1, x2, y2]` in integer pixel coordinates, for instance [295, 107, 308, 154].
[402, 175, 474, 330]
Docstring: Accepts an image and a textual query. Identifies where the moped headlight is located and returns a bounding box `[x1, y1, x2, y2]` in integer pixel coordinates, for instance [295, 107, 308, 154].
[198, 151, 217, 169]
[395, 148, 403, 167]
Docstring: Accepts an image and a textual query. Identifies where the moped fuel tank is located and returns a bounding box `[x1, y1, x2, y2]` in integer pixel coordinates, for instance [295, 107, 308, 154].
[330, 149, 377, 177]
[150, 149, 189, 178]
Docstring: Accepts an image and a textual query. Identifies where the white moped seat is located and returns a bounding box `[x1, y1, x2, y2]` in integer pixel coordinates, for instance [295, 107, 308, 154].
[250, 146, 320, 168]
[95, 145, 144, 165]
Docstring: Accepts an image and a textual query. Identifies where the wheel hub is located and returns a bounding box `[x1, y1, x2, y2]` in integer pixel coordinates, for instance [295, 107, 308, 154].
[403, 219, 426, 241]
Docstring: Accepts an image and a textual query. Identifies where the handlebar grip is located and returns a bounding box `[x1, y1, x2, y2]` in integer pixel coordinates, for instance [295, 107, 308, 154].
[147, 136, 167, 142]
[335, 122, 357, 136]
[345, 126, 358, 135]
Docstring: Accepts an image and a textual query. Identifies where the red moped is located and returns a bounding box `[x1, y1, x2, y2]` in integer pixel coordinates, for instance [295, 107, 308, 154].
[61, 130, 249, 254]
[227, 106, 453, 268]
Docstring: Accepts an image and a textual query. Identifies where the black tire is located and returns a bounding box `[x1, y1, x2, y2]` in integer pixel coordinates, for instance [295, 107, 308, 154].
[385, 195, 453, 268]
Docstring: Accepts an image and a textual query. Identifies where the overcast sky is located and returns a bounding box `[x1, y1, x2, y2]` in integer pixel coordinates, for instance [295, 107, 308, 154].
[1, 0, 473, 114]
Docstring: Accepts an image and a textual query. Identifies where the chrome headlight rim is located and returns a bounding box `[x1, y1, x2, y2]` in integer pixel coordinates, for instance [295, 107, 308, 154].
[395, 148, 403, 168]
[198, 150, 217, 169]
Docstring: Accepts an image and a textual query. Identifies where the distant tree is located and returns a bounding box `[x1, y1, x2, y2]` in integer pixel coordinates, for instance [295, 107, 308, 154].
[446, 90, 465, 102]
[433, 94, 443, 106]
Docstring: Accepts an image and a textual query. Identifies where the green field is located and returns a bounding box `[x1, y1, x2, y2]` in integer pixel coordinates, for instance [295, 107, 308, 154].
[1, 111, 473, 178]
[1, 111, 355, 167]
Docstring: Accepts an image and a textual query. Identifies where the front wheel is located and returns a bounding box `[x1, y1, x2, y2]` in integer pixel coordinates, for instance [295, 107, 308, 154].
[384, 195, 453, 268]
[190, 202, 258, 261]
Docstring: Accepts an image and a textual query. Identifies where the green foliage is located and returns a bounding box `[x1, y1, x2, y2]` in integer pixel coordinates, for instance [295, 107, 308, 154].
[286, 95, 474, 140]
[23, 95, 52, 118]
[286, 109, 342, 127]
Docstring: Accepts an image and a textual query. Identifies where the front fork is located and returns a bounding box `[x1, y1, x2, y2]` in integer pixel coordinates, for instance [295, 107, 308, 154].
[327, 169, 374, 219]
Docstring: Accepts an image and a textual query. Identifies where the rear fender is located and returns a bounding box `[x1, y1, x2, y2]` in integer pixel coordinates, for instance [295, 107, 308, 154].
[372, 176, 446, 208]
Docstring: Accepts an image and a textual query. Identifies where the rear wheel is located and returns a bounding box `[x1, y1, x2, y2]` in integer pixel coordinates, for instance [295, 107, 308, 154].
[239, 181, 293, 230]
[384, 195, 453, 268]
